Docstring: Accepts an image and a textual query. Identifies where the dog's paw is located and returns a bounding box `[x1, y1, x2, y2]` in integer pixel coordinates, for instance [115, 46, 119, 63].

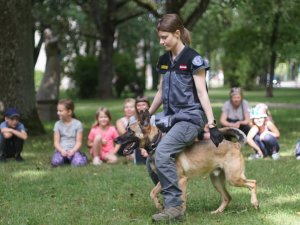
[210, 209, 224, 214]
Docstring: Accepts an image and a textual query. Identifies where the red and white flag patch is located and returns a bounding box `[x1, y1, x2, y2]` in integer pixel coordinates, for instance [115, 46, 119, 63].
[179, 64, 187, 70]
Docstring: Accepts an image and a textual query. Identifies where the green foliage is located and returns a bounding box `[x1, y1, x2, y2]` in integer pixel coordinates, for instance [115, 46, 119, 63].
[34, 70, 44, 91]
[113, 52, 139, 98]
[70, 55, 98, 98]
[192, 0, 300, 89]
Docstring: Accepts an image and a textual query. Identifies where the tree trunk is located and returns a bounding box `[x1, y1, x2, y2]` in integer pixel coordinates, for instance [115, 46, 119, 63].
[36, 28, 61, 120]
[266, 11, 280, 97]
[97, 30, 115, 99]
[0, 0, 44, 135]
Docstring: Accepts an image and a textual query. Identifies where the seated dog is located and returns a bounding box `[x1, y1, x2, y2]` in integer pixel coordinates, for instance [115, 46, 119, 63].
[115, 110, 259, 214]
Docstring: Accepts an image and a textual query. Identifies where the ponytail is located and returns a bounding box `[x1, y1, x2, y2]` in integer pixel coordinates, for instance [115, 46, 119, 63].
[183, 27, 191, 46]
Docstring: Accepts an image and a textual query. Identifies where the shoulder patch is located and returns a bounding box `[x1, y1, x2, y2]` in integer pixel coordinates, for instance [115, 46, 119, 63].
[192, 56, 203, 66]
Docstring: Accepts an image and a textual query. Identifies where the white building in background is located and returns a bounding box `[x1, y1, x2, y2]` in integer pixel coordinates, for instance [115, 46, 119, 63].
[35, 32, 46, 72]
[35, 31, 75, 90]
[207, 69, 224, 88]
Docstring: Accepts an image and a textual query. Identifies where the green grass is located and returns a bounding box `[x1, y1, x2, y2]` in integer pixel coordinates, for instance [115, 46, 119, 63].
[0, 88, 300, 225]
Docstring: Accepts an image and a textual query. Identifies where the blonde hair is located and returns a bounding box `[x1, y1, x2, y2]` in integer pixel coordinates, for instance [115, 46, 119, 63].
[92, 107, 112, 127]
[123, 98, 136, 108]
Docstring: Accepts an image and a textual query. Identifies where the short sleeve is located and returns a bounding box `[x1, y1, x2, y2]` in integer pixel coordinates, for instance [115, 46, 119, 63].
[111, 126, 119, 139]
[75, 120, 83, 133]
[16, 123, 25, 131]
[0, 122, 6, 129]
[191, 55, 209, 74]
[88, 127, 96, 141]
[53, 121, 60, 132]
[222, 101, 230, 113]
[243, 100, 250, 112]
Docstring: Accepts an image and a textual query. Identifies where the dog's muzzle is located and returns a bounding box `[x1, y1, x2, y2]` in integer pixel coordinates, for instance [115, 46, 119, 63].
[114, 134, 140, 156]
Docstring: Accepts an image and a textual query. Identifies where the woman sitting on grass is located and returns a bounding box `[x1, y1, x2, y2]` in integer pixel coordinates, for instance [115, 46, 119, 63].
[88, 107, 120, 166]
[247, 104, 280, 160]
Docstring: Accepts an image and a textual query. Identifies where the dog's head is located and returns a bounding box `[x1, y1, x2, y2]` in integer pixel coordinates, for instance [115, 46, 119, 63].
[114, 110, 161, 155]
[114, 122, 143, 156]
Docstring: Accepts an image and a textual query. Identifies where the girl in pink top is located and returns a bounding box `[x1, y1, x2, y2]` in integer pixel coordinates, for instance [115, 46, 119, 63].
[88, 107, 120, 165]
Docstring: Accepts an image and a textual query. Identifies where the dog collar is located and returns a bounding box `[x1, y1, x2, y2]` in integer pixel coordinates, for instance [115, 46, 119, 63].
[148, 130, 163, 154]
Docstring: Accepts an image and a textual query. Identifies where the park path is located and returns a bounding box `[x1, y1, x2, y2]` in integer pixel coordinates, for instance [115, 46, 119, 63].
[211, 100, 300, 109]
[262, 102, 300, 109]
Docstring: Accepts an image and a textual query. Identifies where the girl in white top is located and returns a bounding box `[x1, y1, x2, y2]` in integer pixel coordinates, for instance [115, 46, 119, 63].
[247, 105, 280, 160]
[115, 98, 136, 157]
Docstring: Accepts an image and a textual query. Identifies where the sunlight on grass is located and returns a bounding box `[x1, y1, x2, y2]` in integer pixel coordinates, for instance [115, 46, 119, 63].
[12, 170, 48, 180]
[265, 212, 300, 225]
[267, 195, 300, 206]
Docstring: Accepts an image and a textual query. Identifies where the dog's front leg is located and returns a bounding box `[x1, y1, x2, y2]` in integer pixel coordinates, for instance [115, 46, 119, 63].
[150, 182, 164, 211]
[178, 176, 188, 212]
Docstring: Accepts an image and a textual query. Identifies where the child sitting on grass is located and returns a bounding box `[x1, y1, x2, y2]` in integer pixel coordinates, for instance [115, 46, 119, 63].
[88, 107, 120, 166]
[247, 105, 280, 160]
[0, 108, 27, 162]
[51, 99, 88, 167]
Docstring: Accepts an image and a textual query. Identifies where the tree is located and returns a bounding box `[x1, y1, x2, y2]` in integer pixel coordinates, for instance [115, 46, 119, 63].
[0, 0, 44, 135]
[36, 28, 61, 120]
[80, 0, 157, 99]
[192, 0, 300, 95]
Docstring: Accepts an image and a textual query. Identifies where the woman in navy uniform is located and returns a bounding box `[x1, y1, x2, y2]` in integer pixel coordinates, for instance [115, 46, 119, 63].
[148, 14, 223, 222]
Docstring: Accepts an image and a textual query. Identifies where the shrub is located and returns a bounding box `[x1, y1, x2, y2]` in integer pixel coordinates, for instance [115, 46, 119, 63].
[113, 52, 141, 97]
[70, 55, 98, 98]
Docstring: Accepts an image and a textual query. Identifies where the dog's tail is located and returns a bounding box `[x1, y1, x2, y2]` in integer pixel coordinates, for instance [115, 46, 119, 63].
[219, 127, 247, 146]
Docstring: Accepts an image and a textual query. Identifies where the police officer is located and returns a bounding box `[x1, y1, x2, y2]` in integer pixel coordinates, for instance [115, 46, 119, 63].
[148, 14, 223, 222]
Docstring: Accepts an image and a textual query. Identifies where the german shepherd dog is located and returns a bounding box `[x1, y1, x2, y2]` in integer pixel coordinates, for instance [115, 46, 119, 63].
[115, 110, 259, 214]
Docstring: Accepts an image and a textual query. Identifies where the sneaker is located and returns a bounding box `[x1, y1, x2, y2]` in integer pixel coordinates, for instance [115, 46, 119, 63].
[15, 155, 24, 162]
[296, 156, 300, 160]
[272, 152, 280, 160]
[152, 205, 184, 222]
[248, 154, 263, 160]
[92, 156, 102, 166]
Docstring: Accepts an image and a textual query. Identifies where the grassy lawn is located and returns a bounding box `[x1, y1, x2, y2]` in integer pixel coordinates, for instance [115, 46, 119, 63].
[0, 88, 300, 225]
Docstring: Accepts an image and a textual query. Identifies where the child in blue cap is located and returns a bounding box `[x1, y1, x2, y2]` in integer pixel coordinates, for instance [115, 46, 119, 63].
[0, 108, 28, 162]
